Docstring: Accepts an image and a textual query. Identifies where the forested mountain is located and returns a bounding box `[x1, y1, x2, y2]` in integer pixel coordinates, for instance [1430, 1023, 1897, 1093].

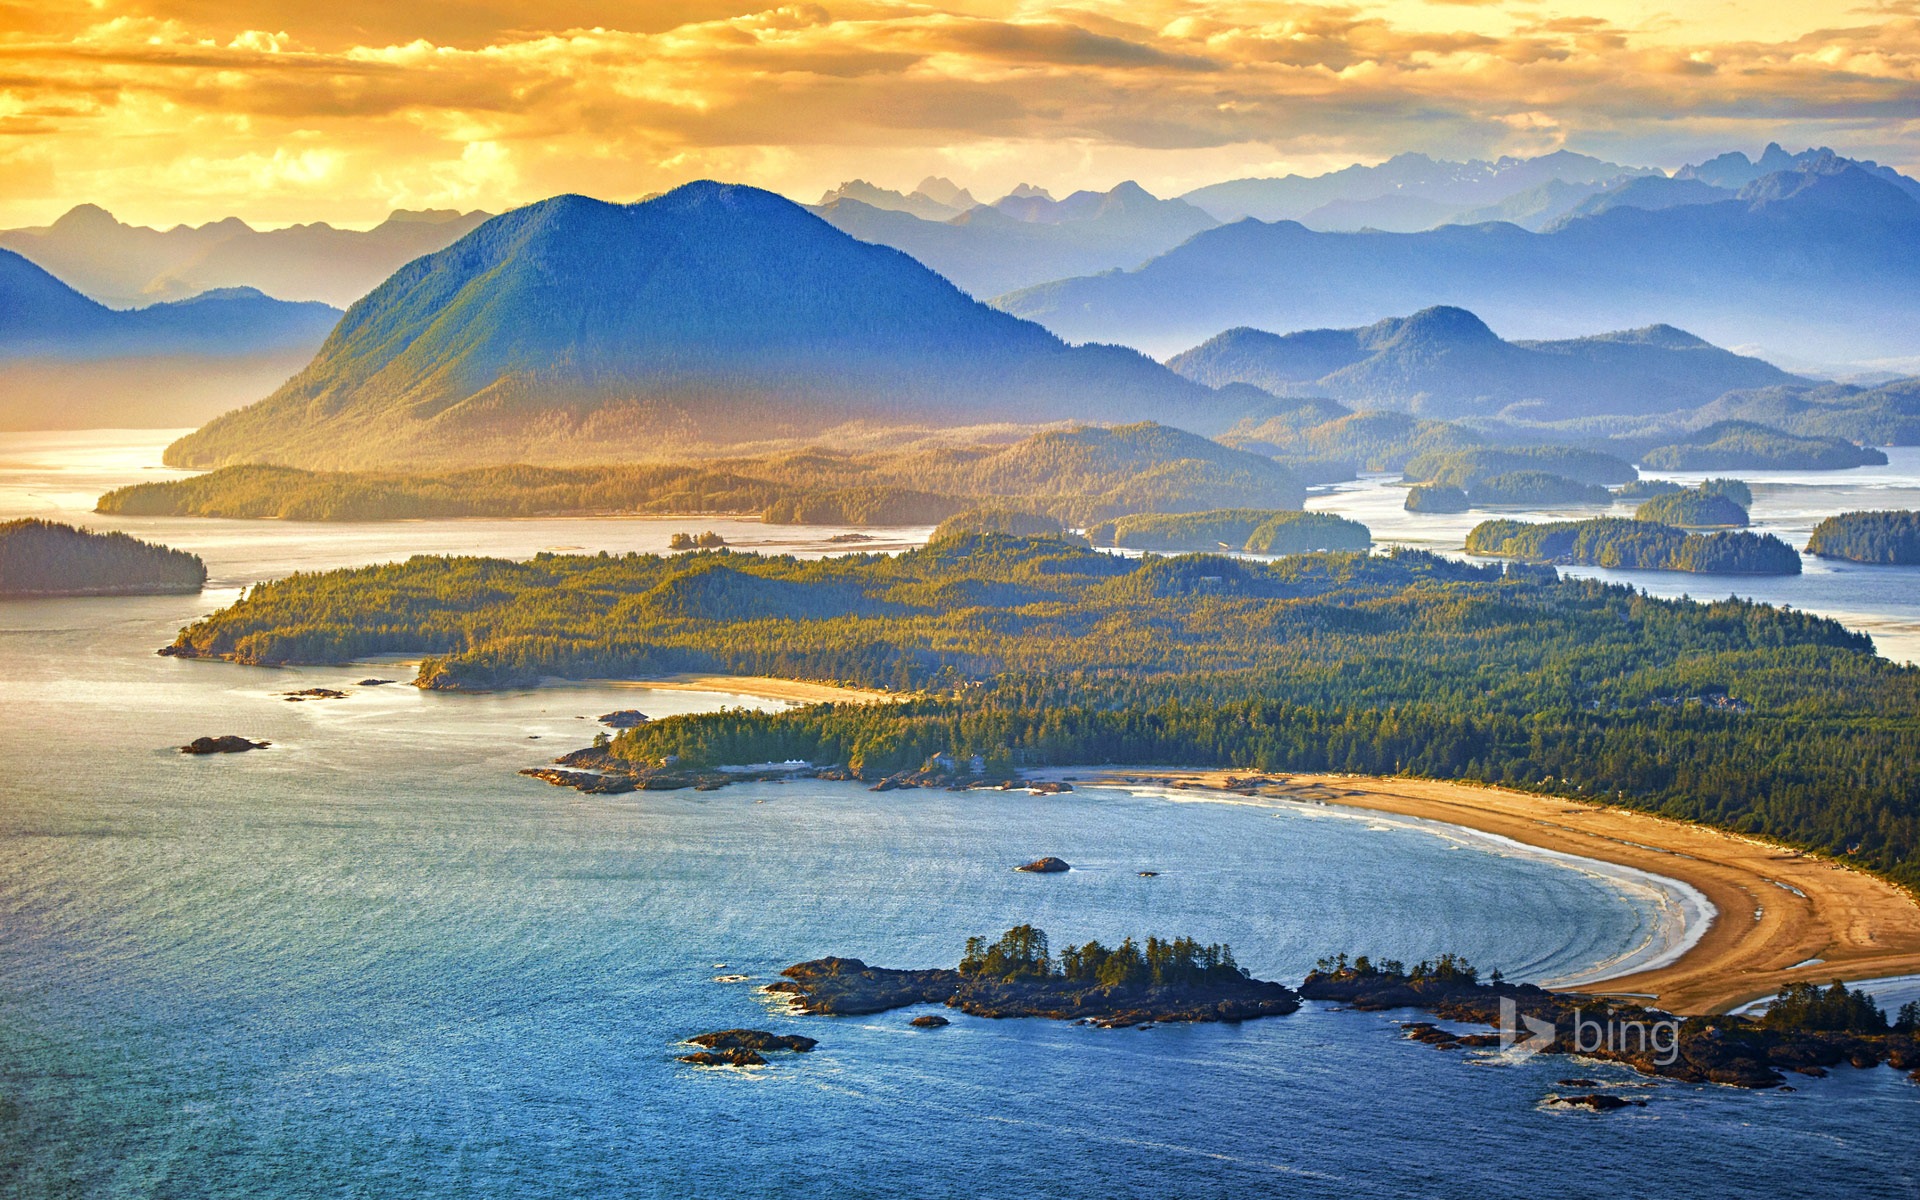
[1166, 307, 1802, 418]
[0, 204, 489, 308]
[998, 164, 1920, 362]
[164, 183, 1238, 471]
[0, 250, 343, 429]
[813, 181, 1218, 298]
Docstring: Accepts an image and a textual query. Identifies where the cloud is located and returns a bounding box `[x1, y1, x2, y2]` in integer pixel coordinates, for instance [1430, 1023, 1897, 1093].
[0, 1, 1916, 226]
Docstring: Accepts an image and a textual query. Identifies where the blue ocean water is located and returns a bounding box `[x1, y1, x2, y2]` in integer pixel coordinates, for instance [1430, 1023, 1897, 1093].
[3, 592, 1919, 1200]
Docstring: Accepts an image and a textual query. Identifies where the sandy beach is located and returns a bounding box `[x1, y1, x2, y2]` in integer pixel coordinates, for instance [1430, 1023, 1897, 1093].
[1044, 768, 1920, 1015]
[598, 672, 898, 706]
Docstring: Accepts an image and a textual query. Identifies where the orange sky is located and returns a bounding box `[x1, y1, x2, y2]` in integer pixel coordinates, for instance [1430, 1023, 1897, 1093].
[2, 0, 1915, 227]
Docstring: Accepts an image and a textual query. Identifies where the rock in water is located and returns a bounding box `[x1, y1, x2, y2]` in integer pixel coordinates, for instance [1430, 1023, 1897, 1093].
[598, 709, 650, 728]
[684, 1029, 818, 1053]
[677, 1049, 766, 1067]
[1015, 857, 1070, 873]
[180, 736, 269, 754]
[910, 1015, 951, 1028]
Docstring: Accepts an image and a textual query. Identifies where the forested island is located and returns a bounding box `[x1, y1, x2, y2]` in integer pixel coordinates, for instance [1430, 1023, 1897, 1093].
[99, 423, 1303, 527]
[1466, 471, 1612, 507]
[1638, 421, 1886, 471]
[1086, 509, 1371, 554]
[160, 532, 1920, 888]
[1403, 483, 1469, 513]
[0, 519, 206, 597]
[1404, 445, 1638, 488]
[1466, 517, 1800, 575]
[1633, 486, 1750, 527]
[768, 925, 1299, 1027]
[1805, 511, 1920, 564]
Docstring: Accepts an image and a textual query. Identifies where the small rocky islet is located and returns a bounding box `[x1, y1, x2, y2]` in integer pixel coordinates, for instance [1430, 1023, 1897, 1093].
[180, 735, 269, 754]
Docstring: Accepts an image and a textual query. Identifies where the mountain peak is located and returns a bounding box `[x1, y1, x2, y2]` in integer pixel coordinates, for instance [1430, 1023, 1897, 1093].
[50, 204, 122, 232]
[1368, 305, 1501, 350]
[162, 181, 1231, 470]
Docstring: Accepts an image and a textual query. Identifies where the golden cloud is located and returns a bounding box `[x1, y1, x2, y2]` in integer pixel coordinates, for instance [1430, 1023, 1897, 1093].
[0, 1, 1915, 226]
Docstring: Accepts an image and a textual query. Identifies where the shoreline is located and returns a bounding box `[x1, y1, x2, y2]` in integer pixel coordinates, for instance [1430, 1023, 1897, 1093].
[1033, 767, 1920, 1015]
[582, 672, 899, 706]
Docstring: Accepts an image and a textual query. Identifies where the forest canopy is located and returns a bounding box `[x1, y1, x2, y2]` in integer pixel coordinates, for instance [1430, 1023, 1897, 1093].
[1804, 511, 1920, 565]
[0, 519, 205, 597]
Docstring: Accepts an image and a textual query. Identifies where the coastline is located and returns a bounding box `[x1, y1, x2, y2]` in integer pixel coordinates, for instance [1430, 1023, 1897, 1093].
[1033, 767, 1920, 1015]
[587, 672, 899, 706]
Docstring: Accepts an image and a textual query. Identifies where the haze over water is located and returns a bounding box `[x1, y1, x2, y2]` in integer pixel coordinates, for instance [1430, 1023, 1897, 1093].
[4, 430, 1920, 1197]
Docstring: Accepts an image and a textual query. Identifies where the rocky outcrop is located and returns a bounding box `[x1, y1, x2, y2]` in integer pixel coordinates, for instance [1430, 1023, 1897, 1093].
[685, 1029, 817, 1053]
[282, 687, 346, 700]
[768, 956, 1300, 1028]
[180, 735, 269, 754]
[1303, 964, 1920, 1090]
[677, 1049, 765, 1067]
[910, 1015, 951, 1028]
[1014, 857, 1070, 874]
[598, 709, 649, 728]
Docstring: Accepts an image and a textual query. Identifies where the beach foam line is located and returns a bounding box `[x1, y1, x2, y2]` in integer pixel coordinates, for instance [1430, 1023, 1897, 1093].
[1094, 780, 1711, 992]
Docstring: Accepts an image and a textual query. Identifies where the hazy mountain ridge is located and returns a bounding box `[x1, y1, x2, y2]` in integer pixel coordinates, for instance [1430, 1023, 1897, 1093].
[0, 204, 489, 308]
[997, 163, 1920, 362]
[0, 250, 340, 359]
[812, 180, 1218, 298]
[1166, 307, 1804, 419]
[0, 248, 344, 429]
[164, 182, 1242, 471]
[1180, 150, 1657, 225]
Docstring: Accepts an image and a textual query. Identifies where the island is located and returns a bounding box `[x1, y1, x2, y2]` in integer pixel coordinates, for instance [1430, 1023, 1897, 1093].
[1466, 471, 1612, 507]
[1639, 421, 1886, 471]
[668, 531, 727, 550]
[1302, 957, 1920, 1090]
[180, 735, 269, 754]
[1403, 483, 1469, 513]
[1805, 510, 1920, 564]
[766, 926, 1300, 1028]
[1633, 488, 1749, 528]
[0, 519, 206, 598]
[1402, 445, 1637, 488]
[1465, 516, 1800, 574]
[96, 422, 1305, 529]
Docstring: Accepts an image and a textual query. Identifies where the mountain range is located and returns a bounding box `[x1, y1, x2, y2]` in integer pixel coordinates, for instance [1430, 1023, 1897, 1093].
[163, 182, 1241, 471]
[997, 161, 1920, 363]
[0, 250, 342, 429]
[812, 181, 1218, 297]
[1167, 307, 1805, 419]
[0, 205, 488, 308]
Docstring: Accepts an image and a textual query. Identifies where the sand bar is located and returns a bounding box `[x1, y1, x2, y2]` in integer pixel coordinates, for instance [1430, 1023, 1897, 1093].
[1046, 768, 1920, 1015]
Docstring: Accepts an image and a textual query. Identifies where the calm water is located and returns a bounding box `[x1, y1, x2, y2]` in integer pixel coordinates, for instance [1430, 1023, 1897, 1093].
[1307, 446, 1920, 664]
[4, 431, 1920, 1198]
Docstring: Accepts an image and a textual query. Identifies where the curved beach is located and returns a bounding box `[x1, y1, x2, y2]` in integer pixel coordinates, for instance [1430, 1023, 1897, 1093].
[1047, 768, 1920, 1015]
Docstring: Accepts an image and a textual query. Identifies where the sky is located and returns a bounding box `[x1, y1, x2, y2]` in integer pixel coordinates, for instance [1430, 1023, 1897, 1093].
[1, 0, 1916, 228]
